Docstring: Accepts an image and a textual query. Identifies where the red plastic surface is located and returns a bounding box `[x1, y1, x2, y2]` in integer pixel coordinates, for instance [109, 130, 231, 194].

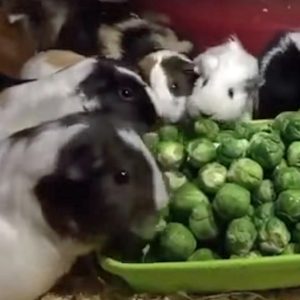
[134, 0, 300, 55]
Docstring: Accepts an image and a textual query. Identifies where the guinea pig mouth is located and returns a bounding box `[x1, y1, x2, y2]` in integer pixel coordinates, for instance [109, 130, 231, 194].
[130, 214, 160, 240]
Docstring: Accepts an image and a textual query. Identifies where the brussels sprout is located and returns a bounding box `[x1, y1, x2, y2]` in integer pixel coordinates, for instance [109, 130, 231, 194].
[158, 125, 180, 141]
[258, 217, 291, 255]
[164, 171, 187, 192]
[230, 251, 262, 259]
[248, 205, 255, 217]
[157, 141, 185, 170]
[186, 138, 216, 168]
[170, 182, 209, 222]
[143, 132, 159, 154]
[253, 203, 275, 229]
[273, 159, 288, 177]
[287, 142, 300, 168]
[218, 121, 237, 130]
[215, 130, 238, 144]
[234, 122, 255, 140]
[213, 183, 251, 221]
[282, 243, 300, 255]
[273, 111, 295, 132]
[227, 158, 263, 190]
[189, 203, 219, 241]
[274, 167, 300, 192]
[248, 132, 284, 170]
[226, 217, 257, 256]
[292, 223, 300, 243]
[159, 223, 197, 261]
[276, 190, 300, 223]
[188, 248, 220, 261]
[217, 138, 249, 166]
[197, 162, 227, 194]
[194, 118, 220, 140]
[281, 115, 300, 143]
[253, 180, 276, 205]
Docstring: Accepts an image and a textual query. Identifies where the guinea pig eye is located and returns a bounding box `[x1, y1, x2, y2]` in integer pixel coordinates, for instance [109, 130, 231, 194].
[202, 78, 209, 87]
[114, 170, 130, 185]
[228, 88, 234, 99]
[119, 88, 134, 101]
[171, 83, 178, 91]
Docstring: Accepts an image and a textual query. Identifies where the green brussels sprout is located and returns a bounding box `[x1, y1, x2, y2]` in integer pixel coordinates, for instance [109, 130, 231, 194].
[218, 121, 237, 130]
[274, 167, 300, 192]
[213, 183, 251, 221]
[189, 203, 219, 241]
[186, 138, 216, 168]
[273, 111, 295, 132]
[234, 122, 255, 140]
[188, 248, 220, 261]
[227, 158, 263, 190]
[258, 217, 291, 255]
[217, 138, 249, 166]
[159, 223, 197, 261]
[287, 142, 300, 168]
[160, 206, 170, 220]
[282, 243, 300, 255]
[197, 162, 227, 194]
[230, 251, 262, 259]
[292, 223, 300, 243]
[226, 217, 257, 256]
[273, 159, 288, 177]
[194, 118, 220, 140]
[164, 171, 187, 192]
[253, 180, 276, 205]
[157, 141, 185, 170]
[158, 125, 180, 141]
[215, 130, 238, 144]
[281, 115, 300, 143]
[170, 182, 209, 222]
[247, 205, 255, 217]
[253, 203, 275, 229]
[143, 132, 159, 154]
[276, 190, 300, 223]
[248, 132, 284, 170]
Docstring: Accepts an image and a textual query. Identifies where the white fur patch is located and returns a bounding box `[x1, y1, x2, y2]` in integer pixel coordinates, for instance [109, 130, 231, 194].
[116, 128, 168, 210]
[8, 14, 26, 24]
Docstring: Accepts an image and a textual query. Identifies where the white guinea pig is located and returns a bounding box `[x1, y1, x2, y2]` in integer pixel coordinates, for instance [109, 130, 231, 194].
[0, 112, 168, 300]
[188, 36, 260, 121]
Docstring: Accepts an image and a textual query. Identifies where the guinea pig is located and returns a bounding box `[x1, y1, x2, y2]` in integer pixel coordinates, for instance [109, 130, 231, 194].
[0, 9, 35, 77]
[188, 36, 260, 121]
[257, 31, 300, 119]
[0, 111, 168, 300]
[20, 49, 199, 123]
[138, 50, 199, 123]
[0, 57, 159, 138]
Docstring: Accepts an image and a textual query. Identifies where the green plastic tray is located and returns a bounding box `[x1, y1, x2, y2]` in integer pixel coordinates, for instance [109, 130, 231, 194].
[101, 255, 300, 293]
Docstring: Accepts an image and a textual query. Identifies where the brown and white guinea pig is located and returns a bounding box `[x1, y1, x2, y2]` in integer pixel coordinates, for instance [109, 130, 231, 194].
[0, 9, 35, 77]
[257, 31, 300, 119]
[188, 37, 260, 122]
[0, 111, 168, 300]
[21, 49, 199, 123]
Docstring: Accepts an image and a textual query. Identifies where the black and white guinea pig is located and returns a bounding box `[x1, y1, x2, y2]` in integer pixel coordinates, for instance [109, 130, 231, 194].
[188, 36, 260, 121]
[0, 111, 168, 300]
[257, 31, 300, 119]
[0, 56, 159, 138]
[20, 49, 199, 123]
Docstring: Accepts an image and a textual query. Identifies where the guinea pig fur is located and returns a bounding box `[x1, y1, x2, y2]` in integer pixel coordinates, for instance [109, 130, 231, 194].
[0, 112, 168, 300]
[188, 36, 260, 121]
[0, 9, 36, 77]
[138, 50, 199, 123]
[258, 31, 300, 119]
[20, 50, 86, 79]
[0, 57, 159, 138]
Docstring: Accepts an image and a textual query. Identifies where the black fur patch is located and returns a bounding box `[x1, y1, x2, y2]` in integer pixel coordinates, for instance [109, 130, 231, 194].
[161, 56, 198, 97]
[33, 113, 156, 242]
[258, 33, 300, 118]
[78, 58, 157, 130]
[0, 73, 35, 92]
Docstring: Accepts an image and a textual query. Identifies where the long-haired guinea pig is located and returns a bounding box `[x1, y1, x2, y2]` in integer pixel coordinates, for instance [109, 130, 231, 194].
[0, 57, 159, 138]
[0, 111, 168, 300]
[20, 49, 199, 123]
[0, 9, 35, 77]
[258, 31, 300, 119]
[188, 37, 260, 121]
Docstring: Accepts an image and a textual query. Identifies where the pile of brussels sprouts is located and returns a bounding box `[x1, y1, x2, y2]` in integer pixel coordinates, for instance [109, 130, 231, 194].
[140, 111, 300, 262]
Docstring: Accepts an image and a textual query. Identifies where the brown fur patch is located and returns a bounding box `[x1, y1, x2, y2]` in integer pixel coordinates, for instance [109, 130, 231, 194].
[138, 55, 157, 84]
[45, 50, 85, 69]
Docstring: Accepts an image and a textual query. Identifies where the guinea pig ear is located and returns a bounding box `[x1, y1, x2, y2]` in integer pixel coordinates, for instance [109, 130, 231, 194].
[197, 54, 219, 74]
